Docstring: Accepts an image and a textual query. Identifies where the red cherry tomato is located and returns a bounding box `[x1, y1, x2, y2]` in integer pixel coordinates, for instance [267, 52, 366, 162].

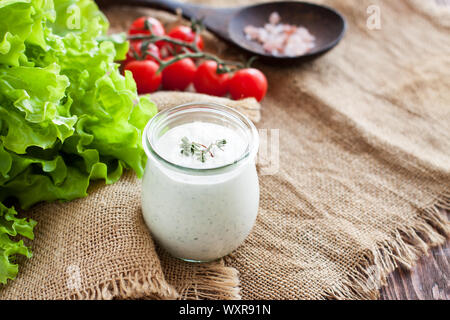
[228, 68, 268, 102]
[124, 60, 162, 94]
[166, 26, 204, 53]
[128, 17, 165, 48]
[162, 58, 197, 91]
[193, 61, 229, 97]
[124, 40, 161, 65]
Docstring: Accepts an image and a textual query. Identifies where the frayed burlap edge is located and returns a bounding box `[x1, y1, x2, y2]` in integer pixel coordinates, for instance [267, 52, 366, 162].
[65, 257, 241, 300]
[324, 192, 450, 300]
[155, 252, 241, 300]
[67, 270, 179, 300]
[176, 264, 241, 300]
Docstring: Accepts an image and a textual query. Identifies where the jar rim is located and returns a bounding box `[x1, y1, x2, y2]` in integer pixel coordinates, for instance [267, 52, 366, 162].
[142, 102, 259, 174]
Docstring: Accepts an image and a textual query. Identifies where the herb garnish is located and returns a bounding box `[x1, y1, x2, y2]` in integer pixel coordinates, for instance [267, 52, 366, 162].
[180, 137, 227, 163]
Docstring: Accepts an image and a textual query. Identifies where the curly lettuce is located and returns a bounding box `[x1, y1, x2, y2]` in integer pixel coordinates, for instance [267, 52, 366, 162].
[0, 203, 36, 284]
[0, 0, 157, 284]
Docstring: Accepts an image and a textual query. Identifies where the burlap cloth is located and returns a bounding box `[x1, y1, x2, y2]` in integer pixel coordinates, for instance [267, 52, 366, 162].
[1, 0, 449, 300]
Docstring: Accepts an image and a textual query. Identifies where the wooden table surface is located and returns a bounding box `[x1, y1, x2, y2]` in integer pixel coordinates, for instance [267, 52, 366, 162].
[380, 210, 449, 300]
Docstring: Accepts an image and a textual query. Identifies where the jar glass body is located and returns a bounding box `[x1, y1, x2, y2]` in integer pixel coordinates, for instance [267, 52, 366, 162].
[142, 103, 260, 262]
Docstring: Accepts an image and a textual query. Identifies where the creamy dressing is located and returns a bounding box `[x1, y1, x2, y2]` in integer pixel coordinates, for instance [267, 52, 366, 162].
[155, 122, 248, 169]
[142, 121, 259, 262]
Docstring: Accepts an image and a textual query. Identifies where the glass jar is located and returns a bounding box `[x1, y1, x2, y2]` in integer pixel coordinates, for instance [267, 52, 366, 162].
[142, 102, 260, 262]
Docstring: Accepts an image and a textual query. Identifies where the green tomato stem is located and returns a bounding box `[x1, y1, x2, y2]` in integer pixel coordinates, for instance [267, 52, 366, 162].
[128, 34, 245, 74]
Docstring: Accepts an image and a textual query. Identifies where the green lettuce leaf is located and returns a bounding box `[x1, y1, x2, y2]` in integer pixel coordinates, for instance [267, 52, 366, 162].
[0, 0, 158, 284]
[0, 203, 36, 284]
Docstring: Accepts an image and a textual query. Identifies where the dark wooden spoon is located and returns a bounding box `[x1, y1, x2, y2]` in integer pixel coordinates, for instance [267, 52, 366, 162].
[96, 0, 347, 61]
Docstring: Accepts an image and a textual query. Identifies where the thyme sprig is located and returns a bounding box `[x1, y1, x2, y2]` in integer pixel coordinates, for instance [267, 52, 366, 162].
[180, 137, 227, 163]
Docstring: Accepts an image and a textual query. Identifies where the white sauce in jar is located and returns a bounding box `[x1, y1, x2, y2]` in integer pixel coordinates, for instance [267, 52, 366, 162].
[142, 120, 259, 262]
[155, 122, 248, 169]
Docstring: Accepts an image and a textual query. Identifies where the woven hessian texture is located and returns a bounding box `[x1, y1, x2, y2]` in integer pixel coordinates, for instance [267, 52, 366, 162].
[1, 0, 449, 299]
